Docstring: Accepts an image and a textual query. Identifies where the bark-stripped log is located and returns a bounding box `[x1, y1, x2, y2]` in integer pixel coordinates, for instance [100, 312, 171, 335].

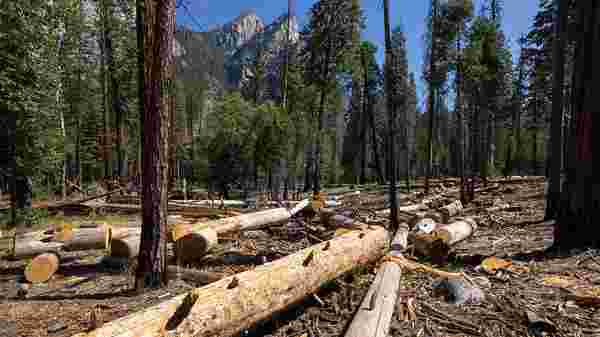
[375, 202, 429, 216]
[411, 217, 477, 263]
[171, 201, 309, 262]
[25, 252, 60, 283]
[345, 223, 409, 337]
[54, 226, 112, 251]
[71, 225, 389, 337]
[11, 241, 64, 260]
[439, 200, 462, 222]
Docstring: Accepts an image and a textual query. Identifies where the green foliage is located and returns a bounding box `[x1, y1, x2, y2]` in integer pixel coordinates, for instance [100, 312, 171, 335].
[463, 17, 501, 82]
[1, 1, 64, 178]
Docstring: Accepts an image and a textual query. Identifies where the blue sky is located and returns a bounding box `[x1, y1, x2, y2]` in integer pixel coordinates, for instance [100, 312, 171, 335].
[176, 0, 539, 109]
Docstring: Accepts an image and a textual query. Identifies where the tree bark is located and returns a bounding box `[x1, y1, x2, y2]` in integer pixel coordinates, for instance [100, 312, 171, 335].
[553, 1, 600, 250]
[135, 0, 175, 290]
[546, 0, 568, 220]
[71, 226, 389, 337]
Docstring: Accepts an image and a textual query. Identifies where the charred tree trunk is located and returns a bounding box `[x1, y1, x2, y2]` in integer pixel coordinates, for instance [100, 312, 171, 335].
[553, 1, 600, 250]
[135, 0, 174, 290]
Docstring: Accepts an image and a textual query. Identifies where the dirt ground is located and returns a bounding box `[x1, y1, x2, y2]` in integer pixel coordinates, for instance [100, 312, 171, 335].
[2, 178, 600, 337]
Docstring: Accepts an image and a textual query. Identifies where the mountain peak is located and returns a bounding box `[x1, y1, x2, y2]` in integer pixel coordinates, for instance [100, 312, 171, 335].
[207, 9, 265, 54]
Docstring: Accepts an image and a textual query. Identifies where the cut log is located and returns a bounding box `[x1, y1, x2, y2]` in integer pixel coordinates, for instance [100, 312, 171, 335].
[71, 225, 389, 337]
[109, 234, 141, 258]
[168, 265, 224, 285]
[345, 224, 409, 337]
[411, 217, 477, 264]
[439, 200, 463, 222]
[173, 227, 219, 263]
[24, 252, 60, 283]
[46, 188, 125, 210]
[54, 226, 112, 251]
[390, 223, 409, 252]
[375, 202, 429, 217]
[171, 202, 309, 262]
[11, 240, 64, 260]
[434, 217, 477, 246]
[99, 256, 224, 285]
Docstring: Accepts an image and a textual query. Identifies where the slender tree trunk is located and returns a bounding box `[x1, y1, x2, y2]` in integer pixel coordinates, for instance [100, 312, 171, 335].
[383, 0, 398, 231]
[169, 61, 176, 191]
[553, 1, 600, 250]
[313, 59, 329, 195]
[99, 0, 110, 178]
[425, 0, 438, 195]
[135, 0, 174, 290]
[532, 93, 538, 175]
[455, 28, 466, 201]
[546, 0, 568, 220]
[136, 0, 144, 184]
[360, 49, 384, 184]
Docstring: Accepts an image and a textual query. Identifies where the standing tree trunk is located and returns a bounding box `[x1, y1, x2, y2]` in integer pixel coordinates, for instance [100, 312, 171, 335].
[383, 0, 398, 231]
[455, 27, 466, 203]
[546, 0, 568, 220]
[135, 0, 174, 290]
[313, 45, 331, 196]
[553, 1, 600, 250]
[136, 0, 144, 184]
[360, 48, 384, 184]
[168, 60, 176, 192]
[99, 0, 111, 178]
[425, 0, 438, 195]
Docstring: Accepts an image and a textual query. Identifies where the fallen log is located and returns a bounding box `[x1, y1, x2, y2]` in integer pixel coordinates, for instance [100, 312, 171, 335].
[375, 202, 430, 217]
[410, 217, 477, 264]
[109, 234, 141, 258]
[173, 227, 219, 263]
[47, 188, 125, 210]
[24, 252, 60, 283]
[99, 256, 224, 285]
[11, 240, 64, 260]
[439, 200, 463, 222]
[345, 224, 409, 337]
[54, 225, 112, 251]
[168, 265, 224, 285]
[172, 200, 310, 262]
[71, 224, 389, 337]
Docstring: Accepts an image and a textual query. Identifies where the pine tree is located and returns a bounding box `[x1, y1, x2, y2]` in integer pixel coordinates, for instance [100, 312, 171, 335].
[301, 0, 361, 195]
[135, 0, 175, 290]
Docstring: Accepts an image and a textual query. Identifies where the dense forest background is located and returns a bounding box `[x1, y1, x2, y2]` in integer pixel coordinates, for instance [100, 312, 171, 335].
[1, 0, 576, 201]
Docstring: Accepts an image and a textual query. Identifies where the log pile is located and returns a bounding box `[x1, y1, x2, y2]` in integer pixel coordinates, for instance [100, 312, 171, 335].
[110, 200, 311, 262]
[71, 223, 389, 337]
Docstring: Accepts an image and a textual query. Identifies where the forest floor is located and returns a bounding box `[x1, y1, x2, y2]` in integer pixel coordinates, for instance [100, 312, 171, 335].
[2, 177, 600, 337]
